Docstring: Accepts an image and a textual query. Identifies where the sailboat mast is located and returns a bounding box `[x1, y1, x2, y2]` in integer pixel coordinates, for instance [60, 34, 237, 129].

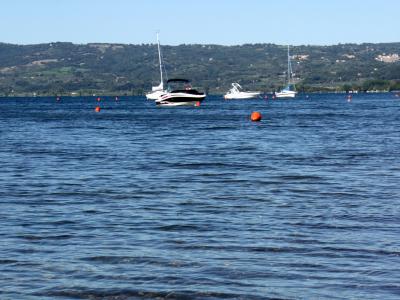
[287, 45, 291, 85]
[157, 33, 163, 85]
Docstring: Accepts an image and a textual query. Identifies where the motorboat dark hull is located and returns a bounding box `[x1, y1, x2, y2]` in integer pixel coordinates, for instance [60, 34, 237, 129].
[156, 90, 206, 106]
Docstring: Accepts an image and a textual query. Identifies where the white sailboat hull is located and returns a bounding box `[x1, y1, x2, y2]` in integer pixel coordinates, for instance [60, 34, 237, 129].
[146, 90, 165, 100]
[275, 90, 297, 98]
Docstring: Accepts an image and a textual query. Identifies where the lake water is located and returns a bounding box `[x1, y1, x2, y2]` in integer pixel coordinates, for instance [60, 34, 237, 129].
[1, 93, 399, 299]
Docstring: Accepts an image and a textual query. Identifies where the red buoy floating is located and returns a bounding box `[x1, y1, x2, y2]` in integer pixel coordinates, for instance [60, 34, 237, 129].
[97, 97, 101, 102]
[195, 101, 201, 107]
[250, 111, 262, 122]
[95, 106, 101, 112]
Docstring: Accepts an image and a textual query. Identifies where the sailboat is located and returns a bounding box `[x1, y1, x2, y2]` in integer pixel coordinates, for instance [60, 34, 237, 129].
[146, 33, 166, 100]
[275, 45, 297, 99]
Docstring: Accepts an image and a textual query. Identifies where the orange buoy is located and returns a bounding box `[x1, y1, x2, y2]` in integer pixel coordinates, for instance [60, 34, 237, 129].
[195, 101, 201, 107]
[97, 97, 101, 102]
[251, 111, 262, 122]
[95, 106, 101, 112]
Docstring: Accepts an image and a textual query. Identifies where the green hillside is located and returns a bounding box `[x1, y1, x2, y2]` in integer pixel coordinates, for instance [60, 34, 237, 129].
[0, 42, 399, 96]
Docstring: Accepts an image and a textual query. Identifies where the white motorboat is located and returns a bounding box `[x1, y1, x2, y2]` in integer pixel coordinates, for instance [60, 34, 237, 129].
[224, 83, 261, 99]
[155, 79, 206, 106]
[275, 45, 297, 99]
[146, 33, 166, 100]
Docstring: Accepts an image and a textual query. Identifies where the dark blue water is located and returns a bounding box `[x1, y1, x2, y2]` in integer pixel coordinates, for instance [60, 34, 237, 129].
[1, 94, 400, 299]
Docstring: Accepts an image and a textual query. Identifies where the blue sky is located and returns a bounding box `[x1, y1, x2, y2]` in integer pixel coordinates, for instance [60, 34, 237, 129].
[0, 0, 399, 45]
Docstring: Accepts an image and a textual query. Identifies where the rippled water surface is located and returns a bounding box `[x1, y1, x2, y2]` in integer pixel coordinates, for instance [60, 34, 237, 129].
[1, 94, 400, 299]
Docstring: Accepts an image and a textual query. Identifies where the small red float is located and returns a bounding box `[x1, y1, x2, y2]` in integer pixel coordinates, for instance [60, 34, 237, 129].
[95, 106, 101, 112]
[250, 111, 262, 122]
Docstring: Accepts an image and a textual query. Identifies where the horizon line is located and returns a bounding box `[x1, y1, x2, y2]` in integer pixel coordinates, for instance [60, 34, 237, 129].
[1, 41, 400, 47]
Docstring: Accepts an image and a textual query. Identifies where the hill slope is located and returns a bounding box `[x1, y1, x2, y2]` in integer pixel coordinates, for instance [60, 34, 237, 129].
[0, 42, 399, 95]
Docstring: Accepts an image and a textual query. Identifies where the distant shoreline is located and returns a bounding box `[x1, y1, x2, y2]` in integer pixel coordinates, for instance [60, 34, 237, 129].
[0, 90, 397, 99]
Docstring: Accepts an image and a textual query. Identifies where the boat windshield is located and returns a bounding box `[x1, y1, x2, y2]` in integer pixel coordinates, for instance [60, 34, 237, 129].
[167, 79, 192, 92]
[228, 83, 242, 94]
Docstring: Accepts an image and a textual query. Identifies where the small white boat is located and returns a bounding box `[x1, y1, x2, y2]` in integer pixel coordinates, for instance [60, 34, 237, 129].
[146, 33, 166, 100]
[224, 83, 261, 99]
[156, 79, 206, 106]
[275, 45, 297, 99]
[275, 87, 297, 98]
